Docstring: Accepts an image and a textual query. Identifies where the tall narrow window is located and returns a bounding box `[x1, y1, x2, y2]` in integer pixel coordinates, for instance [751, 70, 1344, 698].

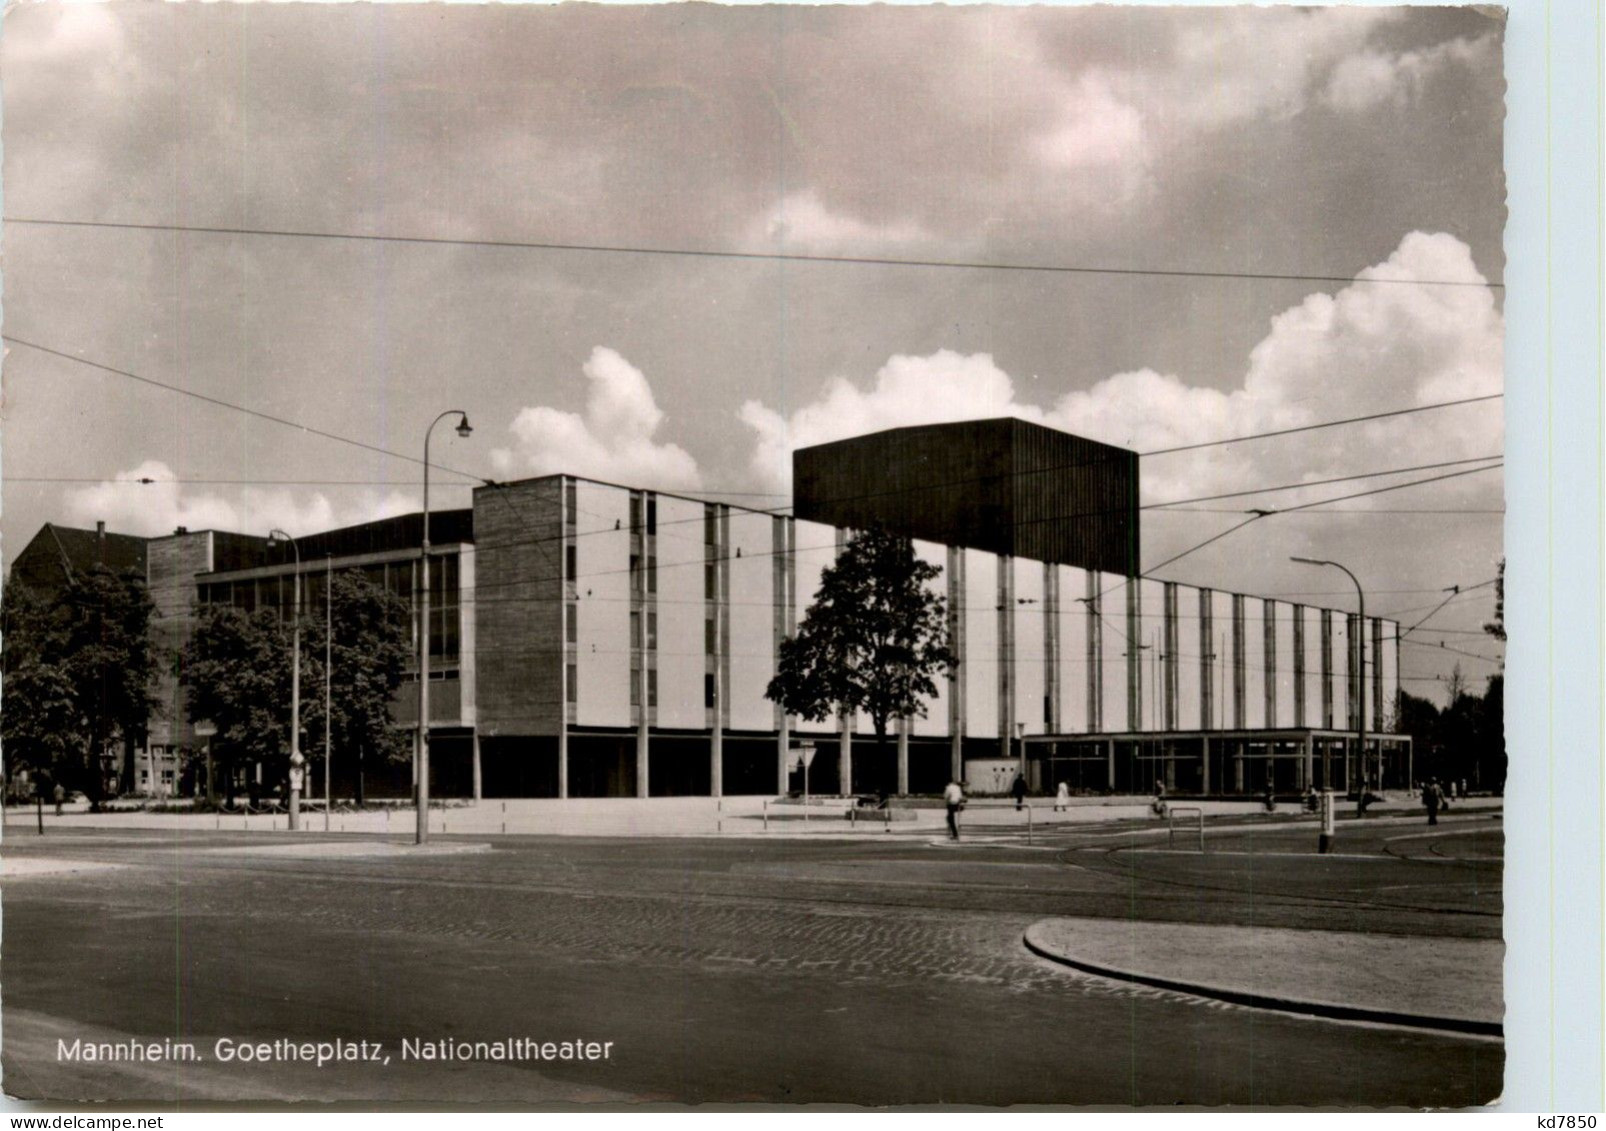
[565, 544, 577, 582]
[566, 603, 578, 644]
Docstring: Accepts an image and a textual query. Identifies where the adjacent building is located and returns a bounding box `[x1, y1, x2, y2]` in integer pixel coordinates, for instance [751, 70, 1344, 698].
[13, 419, 1409, 799]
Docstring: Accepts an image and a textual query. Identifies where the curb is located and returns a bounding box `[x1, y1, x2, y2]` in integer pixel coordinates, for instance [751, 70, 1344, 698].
[1022, 922, 1502, 1039]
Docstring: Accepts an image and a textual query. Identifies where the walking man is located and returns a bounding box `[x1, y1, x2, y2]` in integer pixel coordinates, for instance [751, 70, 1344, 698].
[944, 778, 966, 841]
[1011, 772, 1028, 812]
[1424, 779, 1442, 826]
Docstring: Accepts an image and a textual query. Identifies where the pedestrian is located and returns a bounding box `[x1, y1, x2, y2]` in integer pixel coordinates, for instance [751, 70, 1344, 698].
[1054, 781, 1070, 813]
[52, 781, 65, 817]
[943, 778, 966, 841]
[1011, 772, 1027, 812]
[1459, 778, 1468, 800]
[1424, 779, 1441, 826]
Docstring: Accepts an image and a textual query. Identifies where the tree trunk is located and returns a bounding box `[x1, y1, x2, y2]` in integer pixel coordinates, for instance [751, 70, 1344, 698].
[85, 728, 106, 812]
[354, 744, 366, 807]
[874, 717, 889, 798]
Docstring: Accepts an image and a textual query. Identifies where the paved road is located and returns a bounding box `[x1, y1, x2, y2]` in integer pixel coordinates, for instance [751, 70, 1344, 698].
[1, 815, 1503, 1107]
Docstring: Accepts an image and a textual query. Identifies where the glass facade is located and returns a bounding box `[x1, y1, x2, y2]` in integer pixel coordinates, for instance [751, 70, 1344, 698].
[198, 552, 462, 668]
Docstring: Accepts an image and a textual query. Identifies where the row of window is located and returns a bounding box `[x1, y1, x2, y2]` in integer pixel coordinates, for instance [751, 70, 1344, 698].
[197, 555, 462, 662]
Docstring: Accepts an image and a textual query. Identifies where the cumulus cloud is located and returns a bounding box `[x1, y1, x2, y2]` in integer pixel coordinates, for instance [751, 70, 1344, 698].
[1025, 11, 1488, 194]
[745, 191, 933, 255]
[63, 461, 419, 539]
[739, 231, 1504, 514]
[489, 347, 702, 490]
[1032, 74, 1153, 205]
[1321, 36, 1495, 113]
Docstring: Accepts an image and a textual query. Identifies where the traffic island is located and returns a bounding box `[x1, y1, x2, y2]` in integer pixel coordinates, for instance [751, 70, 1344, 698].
[1023, 916, 1502, 1038]
[195, 841, 494, 860]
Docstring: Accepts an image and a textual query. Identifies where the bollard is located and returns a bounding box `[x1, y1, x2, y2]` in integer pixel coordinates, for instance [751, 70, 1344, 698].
[1319, 790, 1336, 854]
[37, 794, 44, 836]
[850, 807, 856, 826]
[885, 807, 891, 833]
[1027, 804, 1033, 846]
[763, 799, 769, 832]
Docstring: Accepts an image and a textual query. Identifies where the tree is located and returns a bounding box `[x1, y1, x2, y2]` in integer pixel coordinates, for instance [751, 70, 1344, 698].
[765, 526, 955, 793]
[0, 567, 161, 806]
[183, 605, 299, 803]
[1, 584, 85, 794]
[1483, 558, 1506, 643]
[300, 569, 412, 805]
[183, 568, 410, 805]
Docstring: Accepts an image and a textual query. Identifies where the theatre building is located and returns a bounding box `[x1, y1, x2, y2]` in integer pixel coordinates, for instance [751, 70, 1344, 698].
[59, 418, 1408, 800]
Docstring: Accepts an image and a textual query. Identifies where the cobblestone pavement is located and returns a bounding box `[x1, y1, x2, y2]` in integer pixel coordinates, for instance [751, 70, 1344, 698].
[2, 828, 1503, 1106]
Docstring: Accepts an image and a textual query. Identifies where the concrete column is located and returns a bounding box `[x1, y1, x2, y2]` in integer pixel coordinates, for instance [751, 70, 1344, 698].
[840, 711, 853, 796]
[711, 724, 723, 799]
[471, 731, 482, 802]
[777, 716, 791, 795]
[636, 720, 650, 799]
[558, 724, 569, 800]
[1303, 735, 1314, 791]
[1201, 736, 1211, 796]
[951, 733, 963, 784]
[1106, 739, 1116, 791]
[896, 718, 910, 796]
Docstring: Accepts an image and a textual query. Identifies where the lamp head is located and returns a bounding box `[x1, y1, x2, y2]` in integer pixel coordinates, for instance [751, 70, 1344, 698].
[455, 414, 473, 439]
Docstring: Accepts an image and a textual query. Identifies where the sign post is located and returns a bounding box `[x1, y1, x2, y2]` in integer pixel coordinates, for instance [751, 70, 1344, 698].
[195, 720, 218, 807]
[789, 741, 817, 825]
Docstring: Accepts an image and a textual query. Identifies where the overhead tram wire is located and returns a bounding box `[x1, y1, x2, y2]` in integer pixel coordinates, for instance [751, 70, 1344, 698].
[23, 450, 1506, 554]
[449, 462, 1505, 610]
[4, 215, 1506, 290]
[4, 474, 791, 498]
[8, 331, 1507, 560]
[9, 332, 1504, 617]
[4, 335, 488, 488]
[1140, 454, 1503, 508]
[758, 395, 1502, 517]
[417, 457, 1506, 590]
[8, 330, 1502, 537]
[1134, 463, 1503, 581]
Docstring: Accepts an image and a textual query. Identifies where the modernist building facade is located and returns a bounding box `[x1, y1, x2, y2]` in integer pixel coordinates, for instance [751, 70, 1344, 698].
[18, 419, 1408, 799]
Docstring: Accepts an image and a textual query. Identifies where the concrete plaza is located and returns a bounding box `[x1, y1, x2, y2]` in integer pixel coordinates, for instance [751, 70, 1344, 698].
[0, 800, 1503, 1107]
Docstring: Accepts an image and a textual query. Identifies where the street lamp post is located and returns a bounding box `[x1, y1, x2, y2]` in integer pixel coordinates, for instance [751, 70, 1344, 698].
[268, 529, 303, 831]
[1290, 556, 1367, 811]
[418, 410, 473, 846]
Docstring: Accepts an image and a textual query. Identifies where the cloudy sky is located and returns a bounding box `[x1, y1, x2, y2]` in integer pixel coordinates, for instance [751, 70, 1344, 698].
[3, 3, 1506, 702]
